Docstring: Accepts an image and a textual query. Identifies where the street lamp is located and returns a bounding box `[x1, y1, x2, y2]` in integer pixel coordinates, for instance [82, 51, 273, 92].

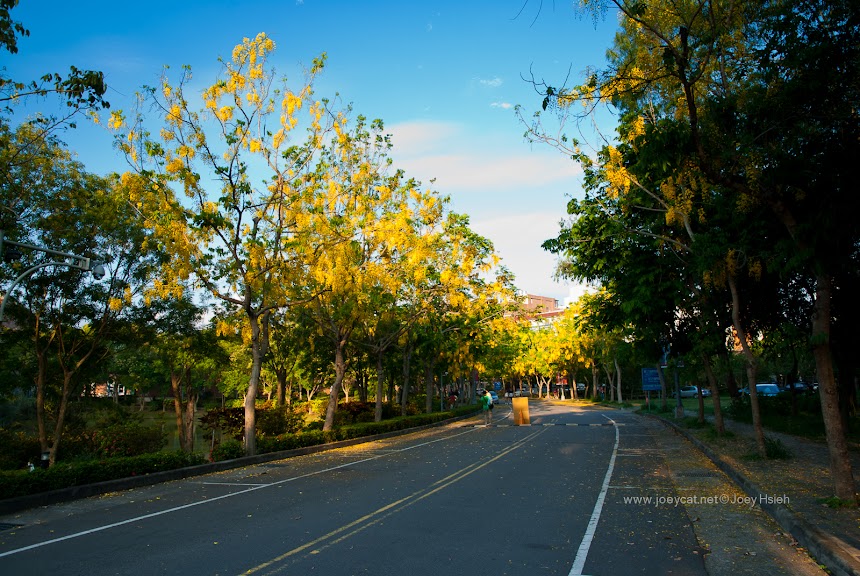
[0, 230, 105, 323]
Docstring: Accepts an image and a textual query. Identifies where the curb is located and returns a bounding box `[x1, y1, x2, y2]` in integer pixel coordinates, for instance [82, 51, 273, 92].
[651, 414, 860, 576]
[0, 411, 479, 516]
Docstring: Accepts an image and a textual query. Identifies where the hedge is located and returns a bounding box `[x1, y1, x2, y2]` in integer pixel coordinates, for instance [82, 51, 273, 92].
[0, 452, 205, 499]
[1, 405, 479, 497]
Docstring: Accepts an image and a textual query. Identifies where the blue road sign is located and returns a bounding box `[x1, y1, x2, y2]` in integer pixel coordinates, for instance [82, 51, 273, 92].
[642, 368, 662, 391]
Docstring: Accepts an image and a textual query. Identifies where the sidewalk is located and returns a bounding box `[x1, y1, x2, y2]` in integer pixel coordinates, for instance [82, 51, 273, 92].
[659, 409, 860, 576]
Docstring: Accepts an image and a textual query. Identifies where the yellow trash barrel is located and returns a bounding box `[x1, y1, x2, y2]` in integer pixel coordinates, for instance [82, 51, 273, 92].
[512, 397, 530, 425]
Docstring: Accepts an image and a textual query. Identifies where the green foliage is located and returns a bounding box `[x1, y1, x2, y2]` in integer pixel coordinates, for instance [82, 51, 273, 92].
[333, 401, 377, 425]
[819, 496, 858, 509]
[698, 426, 735, 442]
[198, 407, 245, 441]
[257, 405, 305, 436]
[243, 405, 478, 458]
[209, 439, 244, 462]
[85, 422, 167, 458]
[681, 416, 709, 430]
[199, 405, 306, 441]
[764, 436, 793, 460]
[0, 451, 205, 499]
[0, 429, 41, 470]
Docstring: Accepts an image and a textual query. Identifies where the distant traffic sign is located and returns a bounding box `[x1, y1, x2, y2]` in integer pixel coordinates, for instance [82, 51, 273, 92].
[641, 368, 662, 391]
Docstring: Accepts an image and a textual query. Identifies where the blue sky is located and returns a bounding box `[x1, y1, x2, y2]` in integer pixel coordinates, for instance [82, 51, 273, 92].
[5, 1, 619, 302]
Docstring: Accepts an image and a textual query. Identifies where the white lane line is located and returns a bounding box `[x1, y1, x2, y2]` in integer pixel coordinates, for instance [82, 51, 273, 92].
[568, 414, 620, 576]
[0, 428, 478, 559]
[198, 482, 271, 487]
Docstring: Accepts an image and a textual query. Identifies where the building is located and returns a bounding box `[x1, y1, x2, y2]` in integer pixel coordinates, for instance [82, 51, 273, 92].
[507, 293, 564, 329]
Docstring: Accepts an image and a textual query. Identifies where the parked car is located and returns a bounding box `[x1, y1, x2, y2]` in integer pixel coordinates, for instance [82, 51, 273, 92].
[739, 383, 781, 397]
[784, 382, 814, 394]
[678, 385, 710, 398]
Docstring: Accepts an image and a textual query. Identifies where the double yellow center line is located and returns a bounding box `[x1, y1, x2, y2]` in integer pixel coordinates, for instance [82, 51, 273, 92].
[241, 427, 547, 575]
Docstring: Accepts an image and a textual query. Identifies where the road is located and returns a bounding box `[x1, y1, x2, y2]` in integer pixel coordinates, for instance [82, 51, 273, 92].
[0, 402, 706, 575]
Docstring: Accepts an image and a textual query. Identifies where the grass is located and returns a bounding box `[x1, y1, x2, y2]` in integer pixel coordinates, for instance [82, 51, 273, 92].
[818, 496, 859, 509]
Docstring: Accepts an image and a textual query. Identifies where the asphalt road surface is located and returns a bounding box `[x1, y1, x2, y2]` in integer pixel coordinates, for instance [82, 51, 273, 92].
[0, 402, 706, 575]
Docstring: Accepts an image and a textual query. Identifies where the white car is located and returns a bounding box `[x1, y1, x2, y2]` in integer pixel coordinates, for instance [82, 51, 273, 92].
[678, 385, 710, 398]
[740, 383, 781, 397]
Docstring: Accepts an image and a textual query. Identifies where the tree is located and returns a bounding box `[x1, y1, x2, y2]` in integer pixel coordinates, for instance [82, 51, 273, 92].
[114, 34, 334, 456]
[526, 0, 858, 500]
[1, 148, 157, 465]
[131, 296, 219, 453]
[295, 112, 451, 430]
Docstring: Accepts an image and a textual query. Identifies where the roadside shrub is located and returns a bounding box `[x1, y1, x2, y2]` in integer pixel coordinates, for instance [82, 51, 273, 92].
[210, 439, 245, 462]
[335, 401, 375, 425]
[257, 406, 305, 436]
[304, 420, 324, 431]
[764, 436, 793, 460]
[201, 405, 306, 441]
[0, 429, 41, 470]
[199, 407, 245, 441]
[88, 422, 167, 458]
[0, 451, 205, 499]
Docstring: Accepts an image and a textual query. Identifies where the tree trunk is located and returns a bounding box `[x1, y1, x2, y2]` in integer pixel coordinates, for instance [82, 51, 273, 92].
[719, 347, 740, 397]
[603, 364, 614, 402]
[696, 384, 705, 425]
[243, 311, 265, 456]
[184, 382, 196, 453]
[728, 274, 766, 457]
[170, 370, 187, 452]
[811, 273, 857, 502]
[701, 352, 725, 434]
[656, 363, 668, 410]
[323, 337, 347, 431]
[33, 313, 54, 455]
[35, 346, 49, 454]
[591, 361, 599, 399]
[48, 371, 75, 466]
[275, 367, 287, 408]
[399, 341, 413, 416]
[424, 360, 435, 414]
[375, 350, 384, 422]
[615, 358, 623, 403]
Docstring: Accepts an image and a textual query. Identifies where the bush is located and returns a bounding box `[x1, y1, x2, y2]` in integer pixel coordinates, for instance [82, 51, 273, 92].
[252, 404, 479, 456]
[764, 436, 793, 460]
[0, 451, 205, 499]
[199, 407, 246, 441]
[257, 406, 305, 436]
[202, 405, 306, 441]
[210, 439, 245, 462]
[0, 429, 42, 470]
[88, 422, 167, 458]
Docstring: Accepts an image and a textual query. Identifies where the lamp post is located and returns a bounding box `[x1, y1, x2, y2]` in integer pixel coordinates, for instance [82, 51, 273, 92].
[0, 230, 105, 323]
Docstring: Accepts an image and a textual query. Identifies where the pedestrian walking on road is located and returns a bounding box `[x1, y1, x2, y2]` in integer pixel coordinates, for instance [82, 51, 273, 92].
[482, 389, 493, 425]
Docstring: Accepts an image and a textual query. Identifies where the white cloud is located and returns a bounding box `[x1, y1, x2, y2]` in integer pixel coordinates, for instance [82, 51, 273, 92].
[396, 152, 580, 192]
[490, 101, 513, 109]
[386, 120, 585, 300]
[387, 120, 581, 192]
[471, 212, 574, 300]
[478, 77, 503, 88]
[388, 120, 461, 156]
